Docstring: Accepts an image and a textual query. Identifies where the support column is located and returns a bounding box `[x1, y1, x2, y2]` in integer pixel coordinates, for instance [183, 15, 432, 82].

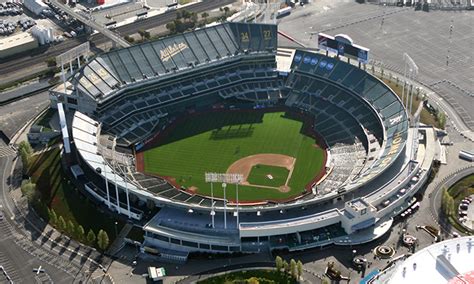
[69, 61, 73, 75]
[124, 176, 131, 218]
[77, 56, 81, 68]
[113, 171, 120, 212]
[61, 63, 66, 91]
[103, 161, 111, 208]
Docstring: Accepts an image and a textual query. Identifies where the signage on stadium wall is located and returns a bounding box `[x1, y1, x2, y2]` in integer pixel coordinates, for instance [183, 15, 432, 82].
[317, 33, 370, 64]
[160, 42, 188, 62]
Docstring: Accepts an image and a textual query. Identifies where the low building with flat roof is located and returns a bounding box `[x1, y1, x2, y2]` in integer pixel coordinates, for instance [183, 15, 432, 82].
[0, 32, 38, 59]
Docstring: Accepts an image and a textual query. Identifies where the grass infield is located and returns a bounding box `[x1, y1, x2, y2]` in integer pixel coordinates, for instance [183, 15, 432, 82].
[142, 110, 326, 202]
[247, 164, 290, 188]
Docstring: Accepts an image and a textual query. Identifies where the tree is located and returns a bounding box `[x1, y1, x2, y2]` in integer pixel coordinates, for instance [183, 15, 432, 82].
[21, 180, 37, 203]
[181, 9, 191, 21]
[275, 256, 283, 272]
[45, 57, 57, 67]
[97, 229, 110, 251]
[201, 12, 209, 20]
[190, 12, 198, 23]
[176, 10, 182, 20]
[166, 21, 176, 34]
[174, 19, 185, 33]
[248, 277, 259, 284]
[437, 111, 446, 129]
[67, 220, 75, 236]
[76, 225, 85, 241]
[50, 208, 58, 225]
[138, 29, 146, 40]
[223, 6, 230, 16]
[290, 259, 297, 278]
[124, 35, 135, 43]
[58, 216, 66, 232]
[441, 188, 448, 213]
[87, 229, 96, 245]
[137, 29, 150, 41]
[18, 141, 33, 155]
[282, 260, 289, 274]
[446, 194, 455, 217]
[18, 141, 33, 172]
[297, 260, 303, 280]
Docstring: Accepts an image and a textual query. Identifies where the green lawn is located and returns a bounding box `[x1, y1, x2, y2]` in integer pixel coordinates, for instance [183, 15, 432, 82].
[379, 77, 441, 128]
[28, 147, 123, 244]
[247, 164, 289, 188]
[445, 174, 474, 234]
[198, 269, 297, 284]
[142, 110, 325, 202]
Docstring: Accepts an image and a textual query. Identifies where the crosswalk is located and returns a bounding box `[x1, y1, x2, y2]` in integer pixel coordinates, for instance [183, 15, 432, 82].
[0, 146, 16, 158]
[0, 251, 22, 283]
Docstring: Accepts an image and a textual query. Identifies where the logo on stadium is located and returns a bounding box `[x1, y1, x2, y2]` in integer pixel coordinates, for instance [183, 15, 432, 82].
[390, 115, 403, 125]
[160, 42, 188, 62]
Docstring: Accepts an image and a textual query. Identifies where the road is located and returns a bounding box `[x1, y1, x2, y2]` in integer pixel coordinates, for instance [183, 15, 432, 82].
[51, 0, 131, 48]
[0, 0, 236, 80]
[430, 166, 474, 234]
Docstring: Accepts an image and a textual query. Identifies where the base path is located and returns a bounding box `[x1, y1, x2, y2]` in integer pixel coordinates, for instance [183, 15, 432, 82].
[226, 154, 296, 191]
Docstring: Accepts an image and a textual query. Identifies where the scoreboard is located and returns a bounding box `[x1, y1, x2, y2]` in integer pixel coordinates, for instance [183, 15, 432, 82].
[318, 33, 370, 64]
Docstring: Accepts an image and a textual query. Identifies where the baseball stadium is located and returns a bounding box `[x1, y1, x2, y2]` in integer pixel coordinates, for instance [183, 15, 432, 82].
[49, 22, 437, 261]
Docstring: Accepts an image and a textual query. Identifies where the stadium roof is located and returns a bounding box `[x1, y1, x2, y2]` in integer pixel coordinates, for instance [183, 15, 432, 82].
[384, 236, 474, 284]
[71, 22, 277, 101]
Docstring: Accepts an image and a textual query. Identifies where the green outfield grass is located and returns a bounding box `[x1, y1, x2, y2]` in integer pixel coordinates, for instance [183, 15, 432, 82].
[142, 110, 325, 201]
[247, 164, 289, 188]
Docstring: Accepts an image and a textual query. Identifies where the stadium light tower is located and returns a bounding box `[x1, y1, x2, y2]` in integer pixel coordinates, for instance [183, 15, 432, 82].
[401, 53, 418, 119]
[205, 173, 243, 230]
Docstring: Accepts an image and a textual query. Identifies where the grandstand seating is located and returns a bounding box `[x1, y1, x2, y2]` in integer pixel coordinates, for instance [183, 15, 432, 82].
[68, 24, 409, 209]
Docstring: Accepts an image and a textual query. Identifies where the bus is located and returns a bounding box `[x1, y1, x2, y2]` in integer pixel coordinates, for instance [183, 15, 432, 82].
[276, 7, 291, 18]
[459, 150, 474, 162]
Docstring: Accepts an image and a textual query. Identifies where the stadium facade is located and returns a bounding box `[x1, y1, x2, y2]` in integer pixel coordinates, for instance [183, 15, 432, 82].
[50, 22, 436, 261]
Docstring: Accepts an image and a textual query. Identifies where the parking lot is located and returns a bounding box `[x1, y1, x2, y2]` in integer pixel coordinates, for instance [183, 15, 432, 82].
[278, 0, 474, 130]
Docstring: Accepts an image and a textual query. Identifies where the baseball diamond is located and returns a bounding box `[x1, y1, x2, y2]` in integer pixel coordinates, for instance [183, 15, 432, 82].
[140, 110, 326, 202]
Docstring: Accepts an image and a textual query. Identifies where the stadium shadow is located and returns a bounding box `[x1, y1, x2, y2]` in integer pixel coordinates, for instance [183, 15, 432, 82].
[209, 124, 255, 140]
[152, 110, 266, 147]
